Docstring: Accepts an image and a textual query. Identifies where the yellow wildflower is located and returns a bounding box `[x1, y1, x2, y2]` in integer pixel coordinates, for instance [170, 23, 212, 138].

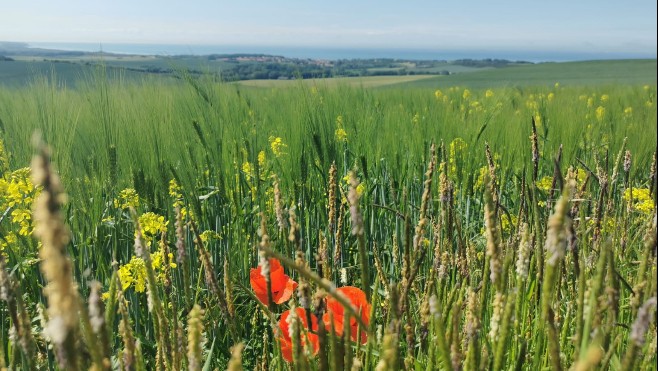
[200, 230, 222, 243]
[0, 138, 9, 175]
[335, 115, 348, 142]
[118, 262, 134, 291]
[114, 188, 140, 209]
[533, 112, 542, 127]
[258, 150, 266, 167]
[623, 188, 654, 214]
[449, 138, 467, 175]
[434, 89, 443, 100]
[485, 89, 494, 98]
[595, 106, 606, 122]
[501, 213, 518, 235]
[356, 182, 366, 197]
[536, 176, 553, 192]
[0, 231, 17, 253]
[169, 179, 183, 208]
[623, 107, 633, 117]
[575, 168, 587, 186]
[474, 166, 488, 190]
[547, 92, 555, 102]
[462, 89, 471, 100]
[137, 212, 168, 246]
[268, 136, 287, 157]
[242, 161, 254, 179]
[335, 128, 348, 142]
[600, 94, 609, 103]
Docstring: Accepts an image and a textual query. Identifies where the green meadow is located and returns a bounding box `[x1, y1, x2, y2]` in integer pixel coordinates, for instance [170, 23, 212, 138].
[0, 59, 656, 370]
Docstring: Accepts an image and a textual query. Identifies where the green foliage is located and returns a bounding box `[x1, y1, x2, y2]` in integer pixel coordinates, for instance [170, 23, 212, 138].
[0, 70, 656, 369]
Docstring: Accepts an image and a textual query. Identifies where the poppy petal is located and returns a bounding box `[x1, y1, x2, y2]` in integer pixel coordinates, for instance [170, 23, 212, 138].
[279, 337, 293, 363]
[278, 308, 320, 362]
[324, 286, 371, 343]
[249, 267, 269, 305]
[274, 276, 298, 304]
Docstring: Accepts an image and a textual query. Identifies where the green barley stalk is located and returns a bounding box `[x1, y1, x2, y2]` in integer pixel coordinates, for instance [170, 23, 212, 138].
[31, 135, 80, 371]
[175, 205, 192, 307]
[227, 342, 245, 371]
[190, 219, 236, 338]
[541, 176, 574, 371]
[621, 297, 657, 370]
[187, 304, 205, 371]
[0, 253, 36, 369]
[132, 210, 172, 370]
[579, 238, 610, 359]
[78, 283, 109, 371]
[117, 289, 135, 371]
[348, 171, 370, 299]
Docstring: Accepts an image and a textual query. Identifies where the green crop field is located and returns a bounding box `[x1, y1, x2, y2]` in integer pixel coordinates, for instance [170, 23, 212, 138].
[0, 62, 656, 370]
[393, 59, 658, 89]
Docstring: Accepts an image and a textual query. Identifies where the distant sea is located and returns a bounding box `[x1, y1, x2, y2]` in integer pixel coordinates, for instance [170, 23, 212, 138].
[26, 42, 657, 63]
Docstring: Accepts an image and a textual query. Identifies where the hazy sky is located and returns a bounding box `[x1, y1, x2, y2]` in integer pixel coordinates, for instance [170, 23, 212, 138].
[2, 0, 656, 53]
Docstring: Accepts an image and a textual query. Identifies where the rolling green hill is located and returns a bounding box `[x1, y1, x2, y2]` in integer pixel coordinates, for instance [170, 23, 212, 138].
[390, 59, 657, 89]
[0, 60, 159, 87]
[2, 57, 655, 89]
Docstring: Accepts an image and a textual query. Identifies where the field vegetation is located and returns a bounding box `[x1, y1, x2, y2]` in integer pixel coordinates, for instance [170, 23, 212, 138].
[0, 65, 656, 370]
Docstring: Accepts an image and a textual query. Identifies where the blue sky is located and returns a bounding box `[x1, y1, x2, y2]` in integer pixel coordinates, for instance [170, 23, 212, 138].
[2, 0, 656, 53]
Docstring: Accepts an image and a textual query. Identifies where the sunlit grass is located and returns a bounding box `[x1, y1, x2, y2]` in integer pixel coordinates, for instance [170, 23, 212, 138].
[0, 72, 656, 369]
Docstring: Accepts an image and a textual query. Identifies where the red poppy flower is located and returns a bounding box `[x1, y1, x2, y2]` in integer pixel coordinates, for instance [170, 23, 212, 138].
[250, 258, 298, 305]
[279, 307, 320, 362]
[323, 286, 370, 344]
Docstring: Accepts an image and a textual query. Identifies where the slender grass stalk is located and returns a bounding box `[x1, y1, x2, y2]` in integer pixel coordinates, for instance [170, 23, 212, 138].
[31, 135, 80, 371]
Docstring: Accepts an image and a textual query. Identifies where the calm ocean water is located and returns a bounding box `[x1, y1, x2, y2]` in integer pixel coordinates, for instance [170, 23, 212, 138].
[26, 42, 657, 63]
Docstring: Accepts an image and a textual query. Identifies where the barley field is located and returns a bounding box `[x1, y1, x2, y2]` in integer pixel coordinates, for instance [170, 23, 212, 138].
[0, 69, 656, 370]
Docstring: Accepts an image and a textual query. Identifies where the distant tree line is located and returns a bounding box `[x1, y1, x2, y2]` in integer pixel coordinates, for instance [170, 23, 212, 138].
[451, 58, 532, 67]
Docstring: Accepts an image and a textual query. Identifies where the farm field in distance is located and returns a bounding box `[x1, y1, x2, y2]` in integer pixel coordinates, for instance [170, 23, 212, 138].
[0, 53, 656, 370]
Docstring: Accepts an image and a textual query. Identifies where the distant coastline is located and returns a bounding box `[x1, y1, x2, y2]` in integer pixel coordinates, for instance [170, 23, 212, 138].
[17, 41, 658, 63]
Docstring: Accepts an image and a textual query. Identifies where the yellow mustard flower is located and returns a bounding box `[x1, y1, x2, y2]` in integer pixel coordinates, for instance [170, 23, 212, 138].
[169, 179, 183, 208]
[501, 213, 518, 235]
[449, 138, 468, 175]
[335, 115, 348, 142]
[258, 150, 266, 167]
[335, 128, 348, 142]
[268, 136, 287, 157]
[137, 212, 168, 246]
[536, 176, 553, 192]
[0, 138, 9, 175]
[474, 166, 489, 190]
[623, 188, 654, 215]
[242, 161, 254, 179]
[200, 230, 222, 243]
[595, 106, 606, 122]
[114, 188, 140, 210]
